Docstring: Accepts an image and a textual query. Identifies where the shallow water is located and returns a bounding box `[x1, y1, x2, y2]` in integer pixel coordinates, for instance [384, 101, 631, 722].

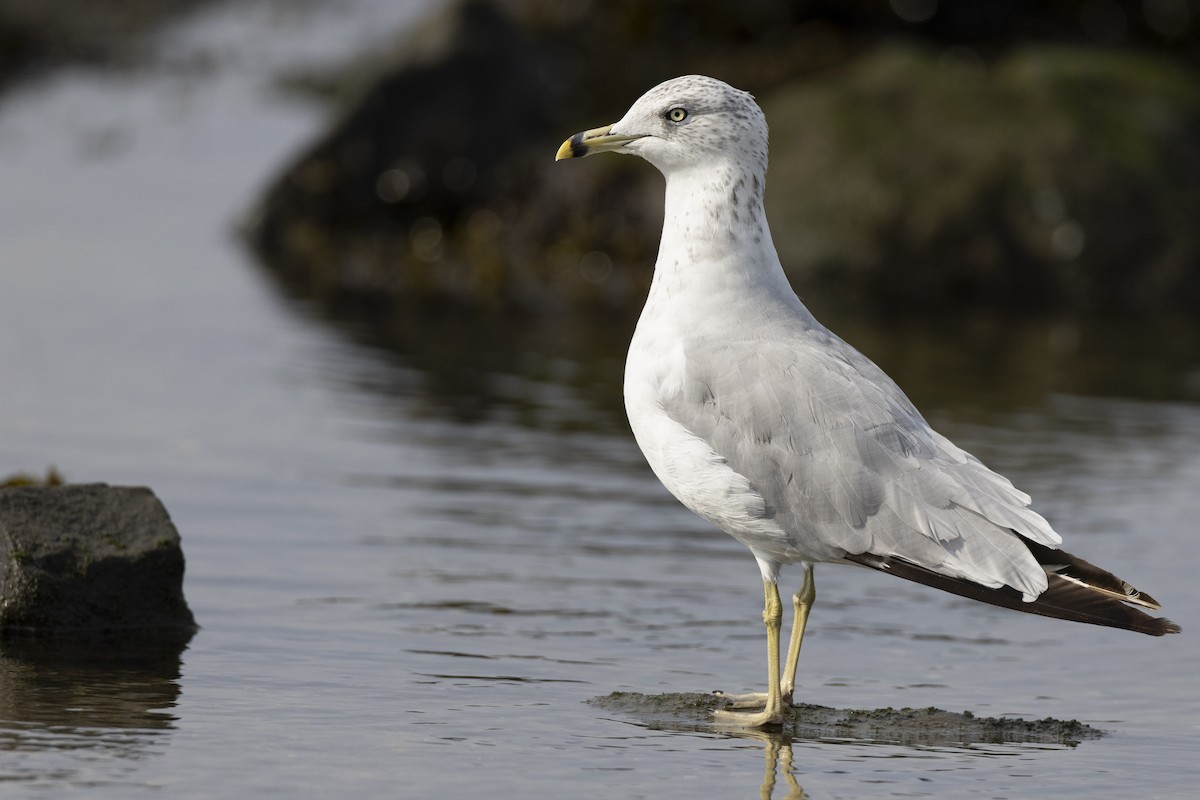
[1, 3, 1199, 797]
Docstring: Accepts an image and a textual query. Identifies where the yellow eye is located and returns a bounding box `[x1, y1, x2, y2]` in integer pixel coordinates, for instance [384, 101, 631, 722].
[667, 107, 688, 123]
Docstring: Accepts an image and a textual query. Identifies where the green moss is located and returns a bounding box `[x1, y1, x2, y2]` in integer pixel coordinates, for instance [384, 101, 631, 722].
[1, 467, 64, 488]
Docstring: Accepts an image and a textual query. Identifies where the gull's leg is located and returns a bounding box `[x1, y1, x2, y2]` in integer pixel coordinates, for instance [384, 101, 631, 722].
[719, 564, 816, 710]
[780, 563, 815, 704]
[713, 578, 785, 728]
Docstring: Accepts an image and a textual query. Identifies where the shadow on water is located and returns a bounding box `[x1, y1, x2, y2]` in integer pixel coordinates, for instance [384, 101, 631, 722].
[0, 636, 190, 781]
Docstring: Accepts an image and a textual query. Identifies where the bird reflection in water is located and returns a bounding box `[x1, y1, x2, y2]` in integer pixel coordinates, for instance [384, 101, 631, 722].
[753, 730, 806, 800]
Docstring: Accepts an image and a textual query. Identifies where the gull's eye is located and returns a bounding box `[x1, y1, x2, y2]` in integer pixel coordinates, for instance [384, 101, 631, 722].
[666, 107, 688, 123]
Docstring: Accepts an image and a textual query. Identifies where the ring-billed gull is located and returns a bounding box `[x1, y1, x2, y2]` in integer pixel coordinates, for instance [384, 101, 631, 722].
[556, 75, 1179, 728]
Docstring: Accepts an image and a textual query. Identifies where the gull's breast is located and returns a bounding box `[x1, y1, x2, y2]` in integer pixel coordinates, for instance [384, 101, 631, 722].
[623, 313, 811, 567]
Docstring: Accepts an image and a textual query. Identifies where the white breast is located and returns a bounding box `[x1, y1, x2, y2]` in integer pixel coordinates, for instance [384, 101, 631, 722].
[623, 309, 817, 573]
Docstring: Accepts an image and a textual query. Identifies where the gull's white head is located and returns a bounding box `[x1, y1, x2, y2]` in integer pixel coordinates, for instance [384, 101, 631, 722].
[556, 75, 767, 178]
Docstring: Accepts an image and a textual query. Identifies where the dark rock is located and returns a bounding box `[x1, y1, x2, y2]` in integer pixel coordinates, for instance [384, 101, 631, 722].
[0, 484, 197, 636]
[244, 0, 1200, 318]
[241, 0, 838, 315]
[244, 0, 587, 311]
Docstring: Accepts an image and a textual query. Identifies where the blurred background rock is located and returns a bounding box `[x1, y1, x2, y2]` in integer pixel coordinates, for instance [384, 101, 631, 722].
[5, 0, 1199, 321]
[238, 0, 1200, 320]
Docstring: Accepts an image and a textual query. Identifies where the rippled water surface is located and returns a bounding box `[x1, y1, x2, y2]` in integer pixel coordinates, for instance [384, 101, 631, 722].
[1, 3, 1198, 797]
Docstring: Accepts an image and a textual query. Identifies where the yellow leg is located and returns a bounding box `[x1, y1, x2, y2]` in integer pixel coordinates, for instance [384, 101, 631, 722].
[780, 564, 815, 703]
[717, 564, 816, 711]
[713, 578, 785, 728]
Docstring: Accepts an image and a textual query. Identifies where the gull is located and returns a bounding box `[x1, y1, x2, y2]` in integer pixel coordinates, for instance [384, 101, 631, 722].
[556, 75, 1179, 728]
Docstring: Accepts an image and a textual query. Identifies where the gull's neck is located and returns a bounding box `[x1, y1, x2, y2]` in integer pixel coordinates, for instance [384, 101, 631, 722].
[658, 160, 771, 273]
[648, 158, 816, 330]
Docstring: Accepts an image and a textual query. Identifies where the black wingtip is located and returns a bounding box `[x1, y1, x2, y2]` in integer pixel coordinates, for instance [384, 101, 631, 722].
[846, 552, 1180, 637]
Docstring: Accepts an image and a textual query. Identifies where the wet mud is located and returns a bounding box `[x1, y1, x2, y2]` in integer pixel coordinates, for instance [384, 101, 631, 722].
[590, 691, 1103, 747]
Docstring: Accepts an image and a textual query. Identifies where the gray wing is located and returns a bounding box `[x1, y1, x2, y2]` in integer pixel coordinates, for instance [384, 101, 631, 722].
[662, 328, 1060, 599]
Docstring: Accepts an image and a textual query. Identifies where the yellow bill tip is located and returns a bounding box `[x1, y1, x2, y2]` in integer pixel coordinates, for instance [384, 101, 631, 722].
[555, 133, 585, 161]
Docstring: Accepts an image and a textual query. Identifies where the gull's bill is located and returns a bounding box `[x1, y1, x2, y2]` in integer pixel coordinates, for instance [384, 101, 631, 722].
[555, 125, 645, 160]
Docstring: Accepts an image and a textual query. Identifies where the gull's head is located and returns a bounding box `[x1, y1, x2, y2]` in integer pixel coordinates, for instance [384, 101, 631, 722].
[555, 75, 767, 177]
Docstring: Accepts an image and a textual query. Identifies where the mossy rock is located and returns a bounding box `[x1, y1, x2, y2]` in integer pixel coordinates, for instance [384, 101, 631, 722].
[764, 45, 1200, 314]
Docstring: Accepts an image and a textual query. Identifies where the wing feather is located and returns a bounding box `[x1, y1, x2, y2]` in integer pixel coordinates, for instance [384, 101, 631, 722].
[661, 330, 1056, 596]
